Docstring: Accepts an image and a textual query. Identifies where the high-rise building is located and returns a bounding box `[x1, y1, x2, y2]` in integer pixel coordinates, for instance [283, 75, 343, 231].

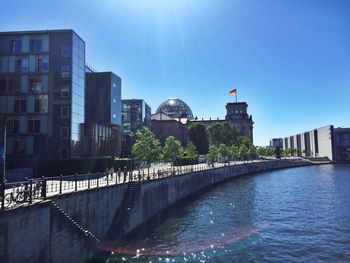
[0, 29, 85, 161]
[121, 99, 151, 134]
[85, 72, 121, 126]
[121, 99, 151, 156]
[83, 71, 122, 157]
[270, 138, 283, 148]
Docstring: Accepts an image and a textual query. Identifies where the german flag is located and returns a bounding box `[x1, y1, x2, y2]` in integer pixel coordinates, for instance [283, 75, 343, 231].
[229, 89, 237, 95]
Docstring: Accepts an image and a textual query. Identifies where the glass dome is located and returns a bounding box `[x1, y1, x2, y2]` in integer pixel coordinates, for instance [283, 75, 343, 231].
[156, 99, 194, 120]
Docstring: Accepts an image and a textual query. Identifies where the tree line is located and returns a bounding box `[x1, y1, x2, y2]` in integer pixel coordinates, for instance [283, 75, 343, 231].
[131, 122, 291, 166]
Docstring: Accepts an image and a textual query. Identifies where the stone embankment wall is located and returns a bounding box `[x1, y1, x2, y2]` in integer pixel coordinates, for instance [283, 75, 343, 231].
[0, 160, 311, 263]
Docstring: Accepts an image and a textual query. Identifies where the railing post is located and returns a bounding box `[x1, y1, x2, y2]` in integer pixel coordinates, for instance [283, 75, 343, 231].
[138, 170, 141, 182]
[41, 176, 47, 200]
[75, 173, 78, 191]
[0, 179, 5, 210]
[28, 179, 33, 204]
[88, 172, 90, 189]
[106, 172, 109, 186]
[97, 172, 100, 187]
[117, 168, 120, 184]
[59, 174, 63, 194]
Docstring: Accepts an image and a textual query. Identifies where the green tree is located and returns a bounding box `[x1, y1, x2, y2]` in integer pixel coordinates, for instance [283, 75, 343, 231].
[218, 143, 230, 159]
[282, 148, 290, 157]
[290, 148, 297, 156]
[238, 136, 254, 148]
[247, 146, 257, 159]
[185, 141, 199, 160]
[297, 148, 302, 156]
[230, 145, 239, 159]
[162, 136, 182, 163]
[267, 148, 275, 156]
[238, 144, 248, 159]
[132, 127, 161, 165]
[207, 123, 240, 146]
[257, 147, 266, 156]
[207, 145, 219, 162]
[188, 123, 209, 154]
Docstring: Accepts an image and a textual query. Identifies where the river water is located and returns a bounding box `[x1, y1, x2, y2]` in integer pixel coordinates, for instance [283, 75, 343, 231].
[104, 164, 350, 262]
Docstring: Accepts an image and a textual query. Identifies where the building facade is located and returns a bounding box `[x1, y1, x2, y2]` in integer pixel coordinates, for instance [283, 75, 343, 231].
[121, 99, 151, 134]
[121, 99, 151, 156]
[83, 71, 122, 157]
[155, 98, 194, 120]
[188, 102, 254, 142]
[151, 112, 188, 145]
[279, 125, 350, 163]
[0, 29, 85, 162]
[270, 138, 283, 148]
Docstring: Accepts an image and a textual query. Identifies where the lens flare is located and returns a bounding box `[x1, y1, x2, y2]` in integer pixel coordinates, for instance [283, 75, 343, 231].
[98, 226, 264, 257]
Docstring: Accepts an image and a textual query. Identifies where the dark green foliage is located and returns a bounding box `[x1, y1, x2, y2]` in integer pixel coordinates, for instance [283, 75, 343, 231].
[188, 123, 209, 154]
[132, 127, 161, 164]
[207, 122, 240, 146]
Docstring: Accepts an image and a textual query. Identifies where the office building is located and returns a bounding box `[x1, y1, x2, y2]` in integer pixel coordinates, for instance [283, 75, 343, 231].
[121, 99, 151, 134]
[121, 99, 151, 156]
[82, 71, 122, 157]
[270, 138, 283, 148]
[0, 29, 85, 162]
[280, 125, 350, 163]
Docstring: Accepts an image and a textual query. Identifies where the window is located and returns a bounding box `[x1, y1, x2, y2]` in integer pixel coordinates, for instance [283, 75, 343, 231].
[61, 66, 70, 77]
[112, 113, 117, 119]
[10, 40, 22, 53]
[14, 99, 27, 113]
[13, 138, 26, 154]
[60, 127, 68, 139]
[30, 39, 42, 52]
[61, 106, 69, 118]
[29, 79, 42, 93]
[36, 56, 49, 72]
[15, 59, 21, 73]
[15, 56, 28, 73]
[28, 119, 40, 133]
[60, 148, 68, 160]
[112, 98, 117, 103]
[61, 86, 69, 98]
[8, 79, 19, 93]
[7, 119, 19, 134]
[0, 78, 6, 93]
[34, 96, 48, 113]
[61, 46, 70, 57]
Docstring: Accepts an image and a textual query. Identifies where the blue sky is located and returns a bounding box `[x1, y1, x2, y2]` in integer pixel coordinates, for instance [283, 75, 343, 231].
[1, 0, 349, 146]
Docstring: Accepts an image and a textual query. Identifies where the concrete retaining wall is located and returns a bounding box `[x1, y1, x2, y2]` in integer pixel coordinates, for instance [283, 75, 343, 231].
[0, 160, 310, 263]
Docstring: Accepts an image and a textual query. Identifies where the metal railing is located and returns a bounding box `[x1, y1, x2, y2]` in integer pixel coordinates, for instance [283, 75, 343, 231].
[0, 158, 292, 210]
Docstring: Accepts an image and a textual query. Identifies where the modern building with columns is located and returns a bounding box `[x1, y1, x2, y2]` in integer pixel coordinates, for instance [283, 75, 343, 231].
[279, 125, 350, 163]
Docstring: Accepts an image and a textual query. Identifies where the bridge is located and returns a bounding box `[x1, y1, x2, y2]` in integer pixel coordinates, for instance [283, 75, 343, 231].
[0, 158, 316, 263]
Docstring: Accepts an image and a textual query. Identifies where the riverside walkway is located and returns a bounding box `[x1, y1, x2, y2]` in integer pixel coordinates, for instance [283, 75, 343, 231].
[0, 157, 318, 210]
